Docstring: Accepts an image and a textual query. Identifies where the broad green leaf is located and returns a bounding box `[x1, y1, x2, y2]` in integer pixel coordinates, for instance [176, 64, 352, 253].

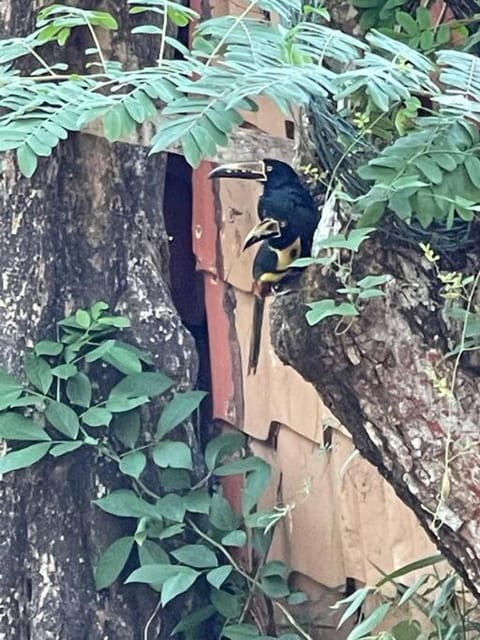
[464, 155, 480, 189]
[94, 489, 158, 518]
[34, 340, 63, 356]
[90, 300, 109, 319]
[156, 390, 206, 438]
[171, 544, 218, 569]
[97, 316, 131, 328]
[152, 441, 193, 470]
[260, 575, 290, 598]
[24, 353, 53, 394]
[0, 389, 24, 411]
[105, 395, 149, 412]
[205, 431, 246, 471]
[207, 565, 232, 589]
[210, 589, 242, 619]
[346, 603, 390, 640]
[45, 399, 80, 439]
[184, 488, 211, 514]
[95, 536, 135, 590]
[261, 560, 289, 578]
[66, 373, 92, 408]
[119, 451, 146, 479]
[50, 441, 84, 457]
[0, 413, 51, 441]
[356, 275, 391, 288]
[415, 157, 443, 184]
[82, 407, 112, 427]
[209, 493, 240, 531]
[287, 592, 309, 605]
[161, 570, 200, 606]
[0, 442, 51, 474]
[51, 363, 78, 379]
[221, 624, 263, 639]
[126, 563, 195, 586]
[158, 523, 185, 539]
[157, 493, 186, 522]
[214, 456, 268, 476]
[390, 620, 422, 640]
[306, 300, 359, 326]
[221, 530, 247, 547]
[109, 372, 174, 400]
[75, 309, 91, 329]
[171, 605, 216, 634]
[138, 540, 170, 566]
[17, 143, 38, 177]
[84, 340, 115, 363]
[112, 410, 140, 448]
[102, 342, 142, 374]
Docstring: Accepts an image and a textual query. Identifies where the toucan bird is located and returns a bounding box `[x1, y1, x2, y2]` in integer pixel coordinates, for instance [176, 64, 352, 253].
[209, 159, 318, 373]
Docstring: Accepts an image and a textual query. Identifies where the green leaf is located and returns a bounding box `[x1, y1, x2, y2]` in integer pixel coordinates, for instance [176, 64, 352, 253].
[222, 624, 263, 639]
[396, 11, 418, 36]
[156, 390, 206, 438]
[90, 301, 109, 319]
[415, 157, 443, 184]
[346, 603, 390, 640]
[119, 451, 146, 479]
[138, 540, 170, 566]
[34, 340, 63, 356]
[152, 441, 193, 470]
[158, 523, 185, 539]
[375, 554, 443, 587]
[0, 413, 51, 441]
[335, 587, 372, 627]
[209, 493, 240, 531]
[17, 144, 38, 177]
[102, 342, 142, 374]
[50, 441, 84, 457]
[171, 544, 218, 569]
[287, 591, 309, 605]
[24, 353, 53, 394]
[66, 373, 92, 408]
[82, 407, 112, 427]
[260, 575, 290, 598]
[185, 488, 211, 514]
[221, 530, 247, 547]
[112, 410, 140, 448]
[171, 605, 216, 634]
[207, 565, 232, 589]
[306, 300, 359, 325]
[51, 363, 78, 379]
[205, 431, 246, 471]
[94, 489, 158, 518]
[84, 340, 115, 363]
[126, 563, 195, 586]
[110, 372, 174, 400]
[464, 155, 480, 189]
[161, 570, 200, 606]
[210, 589, 242, 619]
[75, 309, 91, 329]
[391, 620, 422, 640]
[356, 275, 391, 288]
[0, 389, 25, 411]
[0, 442, 51, 474]
[45, 400, 80, 439]
[157, 493, 186, 522]
[95, 536, 135, 590]
[105, 395, 149, 412]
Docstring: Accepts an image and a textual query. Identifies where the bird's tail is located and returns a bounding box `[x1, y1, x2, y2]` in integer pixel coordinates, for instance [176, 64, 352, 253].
[248, 294, 265, 375]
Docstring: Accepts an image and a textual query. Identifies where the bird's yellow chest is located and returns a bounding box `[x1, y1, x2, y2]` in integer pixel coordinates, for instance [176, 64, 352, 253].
[258, 237, 302, 283]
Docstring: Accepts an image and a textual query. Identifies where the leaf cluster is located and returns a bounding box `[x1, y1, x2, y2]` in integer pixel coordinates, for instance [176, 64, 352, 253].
[0, 303, 306, 639]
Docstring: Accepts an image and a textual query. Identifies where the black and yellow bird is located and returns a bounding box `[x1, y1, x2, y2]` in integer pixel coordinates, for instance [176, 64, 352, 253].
[209, 158, 318, 373]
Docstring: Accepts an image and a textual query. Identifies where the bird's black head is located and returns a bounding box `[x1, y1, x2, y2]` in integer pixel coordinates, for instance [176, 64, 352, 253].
[208, 158, 300, 186]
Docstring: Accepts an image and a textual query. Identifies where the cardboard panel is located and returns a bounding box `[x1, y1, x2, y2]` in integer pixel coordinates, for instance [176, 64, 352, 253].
[252, 425, 439, 589]
[235, 289, 332, 441]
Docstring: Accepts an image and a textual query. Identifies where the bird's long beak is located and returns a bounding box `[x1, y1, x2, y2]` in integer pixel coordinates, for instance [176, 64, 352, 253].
[243, 218, 281, 250]
[208, 160, 267, 182]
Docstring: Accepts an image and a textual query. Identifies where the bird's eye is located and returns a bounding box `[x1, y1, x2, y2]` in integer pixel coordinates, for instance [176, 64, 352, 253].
[266, 165, 273, 172]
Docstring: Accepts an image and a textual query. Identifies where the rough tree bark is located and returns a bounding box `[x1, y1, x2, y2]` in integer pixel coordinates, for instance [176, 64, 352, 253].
[271, 235, 480, 596]
[0, 2, 198, 638]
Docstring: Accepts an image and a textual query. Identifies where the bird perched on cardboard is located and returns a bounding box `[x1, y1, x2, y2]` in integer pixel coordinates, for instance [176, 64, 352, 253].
[209, 158, 318, 373]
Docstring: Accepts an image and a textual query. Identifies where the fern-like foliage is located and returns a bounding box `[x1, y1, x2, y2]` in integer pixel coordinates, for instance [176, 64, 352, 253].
[1, 0, 480, 236]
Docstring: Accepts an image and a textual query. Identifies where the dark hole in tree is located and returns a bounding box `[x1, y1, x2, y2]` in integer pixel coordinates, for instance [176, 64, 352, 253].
[163, 153, 212, 445]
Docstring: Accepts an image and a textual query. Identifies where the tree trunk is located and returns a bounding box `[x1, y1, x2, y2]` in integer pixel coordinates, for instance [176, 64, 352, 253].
[0, 2, 198, 638]
[270, 234, 480, 596]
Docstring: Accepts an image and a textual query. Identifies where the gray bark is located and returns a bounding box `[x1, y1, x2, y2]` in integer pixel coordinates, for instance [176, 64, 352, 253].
[0, 2, 198, 638]
[271, 236, 480, 596]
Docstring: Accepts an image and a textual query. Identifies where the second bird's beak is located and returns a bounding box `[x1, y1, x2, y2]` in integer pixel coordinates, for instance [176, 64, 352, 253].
[243, 218, 281, 250]
[208, 160, 267, 181]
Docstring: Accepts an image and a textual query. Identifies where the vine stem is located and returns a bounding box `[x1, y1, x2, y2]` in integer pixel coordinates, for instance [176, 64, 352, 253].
[433, 268, 480, 531]
[186, 518, 314, 640]
[157, 8, 169, 67]
[143, 598, 162, 640]
[85, 16, 108, 74]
